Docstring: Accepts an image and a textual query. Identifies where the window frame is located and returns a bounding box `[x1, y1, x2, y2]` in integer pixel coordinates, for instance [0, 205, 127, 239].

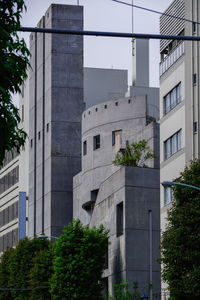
[163, 82, 182, 115]
[164, 129, 182, 160]
[93, 135, 100, 150]
[116, 202, 124, 237]
[164, 186, 174, 205]
[83, 140, 87, 156]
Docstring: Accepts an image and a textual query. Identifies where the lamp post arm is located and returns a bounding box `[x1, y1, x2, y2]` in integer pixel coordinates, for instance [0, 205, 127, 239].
[162, 181, 200, 191]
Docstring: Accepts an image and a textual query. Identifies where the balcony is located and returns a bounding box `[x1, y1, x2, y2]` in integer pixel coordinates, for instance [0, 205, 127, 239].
[160, 42, 184, 77]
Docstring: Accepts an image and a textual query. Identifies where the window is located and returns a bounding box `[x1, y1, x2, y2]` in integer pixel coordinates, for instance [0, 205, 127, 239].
[193, 73, 197, 84]
[164, 187, 174, 205]
[116, 202, 123, 237]
[104, 238, 109, 269]
[22, 104, 24, 122]
[21, 83, 24, 98]
[31, 139, 33, 148]
[83, 141, 87, 156]
[163, 82, 182, 115]
[192, 22, 196, 33]
[38, 131, 41, 140]
[0, 148, 19, 171]
[164, 130, 182, 160]
[112, 130, 122, 152]
[0, 166, 19, 195]
[194, 122, 197, 133]
[47, 123, 49, 132]
[93, 135, 100, 150]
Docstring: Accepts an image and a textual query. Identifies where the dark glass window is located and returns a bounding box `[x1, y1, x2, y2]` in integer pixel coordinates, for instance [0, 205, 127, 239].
[193, 73, 197, 84]
[194, 122, 198, 133]
[116, 202, 123, 237]
[93, 135, 100, 150]
[83, 140, 87, 156]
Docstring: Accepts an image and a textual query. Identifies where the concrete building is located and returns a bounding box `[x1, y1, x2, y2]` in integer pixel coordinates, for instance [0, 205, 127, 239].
[21, 3, 128, 239]
[0, 150, 20, 252]
[28, 4, 84, 238]
[159, 0, 199, 297]
[73, 95, 160, 296]
[0, 80, 29, 254]
[1, 6, 161, 298]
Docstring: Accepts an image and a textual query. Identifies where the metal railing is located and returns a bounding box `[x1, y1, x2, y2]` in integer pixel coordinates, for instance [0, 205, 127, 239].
[160, 42, 184, 76]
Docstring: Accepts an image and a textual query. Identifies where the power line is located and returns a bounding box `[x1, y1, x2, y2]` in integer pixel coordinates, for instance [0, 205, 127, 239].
[19, 27, 200, 41]
[111, 0, 200, 26]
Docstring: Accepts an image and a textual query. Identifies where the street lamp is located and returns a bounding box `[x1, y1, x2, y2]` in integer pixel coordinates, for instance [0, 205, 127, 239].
[162, 181, 200, 191]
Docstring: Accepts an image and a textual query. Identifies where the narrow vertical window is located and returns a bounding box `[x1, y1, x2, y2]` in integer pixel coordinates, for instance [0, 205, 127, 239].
[193, 122, 197, 133]
[21, 83, 24, 98]
[193, 73, 197, 84]
[112, 130, 122, 152]
[192, 22, 196, 33]
[22, 105, 24, 122]
[116, 202, 123, 237]
[164, 187, 173, 205]
[83, 140, 87, 156]
[93, 135, 100, 150]
[46, 123, 49, 132]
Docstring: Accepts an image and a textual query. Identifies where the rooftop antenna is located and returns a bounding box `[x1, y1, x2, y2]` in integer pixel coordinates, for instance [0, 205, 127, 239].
[132, 0, 135, 56]
[132, 0, 134, 34]
[132, 0, 135, 85]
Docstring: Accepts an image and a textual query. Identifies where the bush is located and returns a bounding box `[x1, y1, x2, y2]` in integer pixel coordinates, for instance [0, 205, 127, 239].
[50, 219, 109, 300]
[113, 140, 156, 167]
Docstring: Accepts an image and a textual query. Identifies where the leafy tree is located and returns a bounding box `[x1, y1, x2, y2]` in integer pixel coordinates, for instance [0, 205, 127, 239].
[0, 247, 14, 300]
[112, 140, 156, 167]
[160, 159, 200, 300]
[107, 281, 150, 300]
[50, 219, 109, 300]
[8, 237, 51, 300]
[0, 0, 29, 165]
[29, 243, 54, 300]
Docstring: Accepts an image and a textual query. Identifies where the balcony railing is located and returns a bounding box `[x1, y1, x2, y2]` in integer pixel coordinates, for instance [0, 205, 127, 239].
[160, 42, 184, 76]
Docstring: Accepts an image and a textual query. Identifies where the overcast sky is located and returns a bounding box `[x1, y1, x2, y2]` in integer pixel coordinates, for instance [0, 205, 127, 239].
[21, 0, 173, 87]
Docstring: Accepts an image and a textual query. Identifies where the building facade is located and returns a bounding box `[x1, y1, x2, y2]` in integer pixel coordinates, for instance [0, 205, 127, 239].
[0, 80, 29, 254]
[28, 4, 84, 238]
[159, 0, 200, 296]
[73, 95, 160, 296]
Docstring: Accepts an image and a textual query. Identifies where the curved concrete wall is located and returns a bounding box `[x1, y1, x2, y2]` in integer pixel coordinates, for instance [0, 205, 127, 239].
[74, 95, 159, 225]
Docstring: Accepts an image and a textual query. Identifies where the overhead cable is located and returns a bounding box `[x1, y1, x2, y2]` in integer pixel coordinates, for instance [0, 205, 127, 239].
[19, 27, 200, 41]
[111, 0, 200, 25]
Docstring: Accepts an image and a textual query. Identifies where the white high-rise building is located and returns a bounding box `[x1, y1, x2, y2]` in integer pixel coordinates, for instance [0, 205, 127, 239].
[160, 0, 200, 297]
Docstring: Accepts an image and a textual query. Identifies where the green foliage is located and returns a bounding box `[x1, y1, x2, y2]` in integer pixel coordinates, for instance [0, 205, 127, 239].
[160, 159, 200, 300]
[112, 140, 156, 167]
[107, 281, 148, 300]
[0, 237, 51, 300]
[50, 219, 109, 300]
[29, 243, 54, 300]
[0, 247, 14, 300]
[0, 0, 29, 165]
